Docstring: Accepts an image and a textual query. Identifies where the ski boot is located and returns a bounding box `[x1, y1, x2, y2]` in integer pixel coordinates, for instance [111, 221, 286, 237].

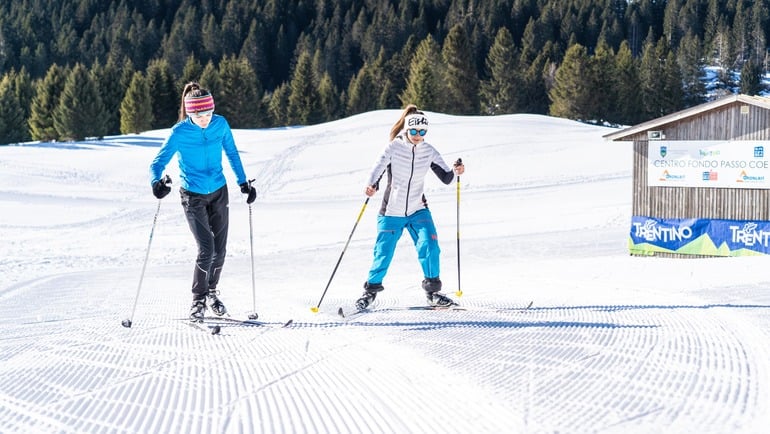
[422, 277, 454, 307]
[356, 282, 383, 310]
[190, 299, 206, 321]
[206, 290, 227, 316]
[426, 291, 455, 307]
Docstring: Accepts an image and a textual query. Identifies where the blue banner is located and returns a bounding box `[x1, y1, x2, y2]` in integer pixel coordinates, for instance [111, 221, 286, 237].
[629, 215, 770, 256]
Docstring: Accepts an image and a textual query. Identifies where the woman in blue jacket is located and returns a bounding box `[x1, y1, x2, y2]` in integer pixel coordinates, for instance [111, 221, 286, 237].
[149, 82, 256, 321]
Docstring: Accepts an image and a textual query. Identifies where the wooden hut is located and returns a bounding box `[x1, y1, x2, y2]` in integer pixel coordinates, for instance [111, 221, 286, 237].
[603, 94, 770, 258]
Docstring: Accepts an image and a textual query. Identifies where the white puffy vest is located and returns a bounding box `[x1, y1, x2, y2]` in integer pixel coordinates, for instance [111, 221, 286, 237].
[367, 135, 454, 216]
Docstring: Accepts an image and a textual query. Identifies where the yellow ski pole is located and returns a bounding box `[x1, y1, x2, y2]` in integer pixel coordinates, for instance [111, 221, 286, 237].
[455, 158, 463, 297]
[311, 197, 370, 312]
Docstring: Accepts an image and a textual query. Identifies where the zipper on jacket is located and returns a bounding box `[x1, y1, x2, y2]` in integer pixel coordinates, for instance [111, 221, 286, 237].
[404, 144, 416, 216]
[201, 128, 213, 193]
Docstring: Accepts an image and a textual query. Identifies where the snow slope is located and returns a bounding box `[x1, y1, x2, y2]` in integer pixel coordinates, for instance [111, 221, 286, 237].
[1, 111, 769, 433]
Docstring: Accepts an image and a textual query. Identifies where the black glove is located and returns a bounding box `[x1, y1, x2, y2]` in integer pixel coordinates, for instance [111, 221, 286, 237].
[454, 158, 463, 167]
[240, 180, 257, 204]
[152, 174, 172, 199]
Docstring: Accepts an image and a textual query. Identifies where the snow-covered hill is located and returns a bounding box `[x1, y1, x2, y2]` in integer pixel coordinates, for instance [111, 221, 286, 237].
[1, 111, 769, 433]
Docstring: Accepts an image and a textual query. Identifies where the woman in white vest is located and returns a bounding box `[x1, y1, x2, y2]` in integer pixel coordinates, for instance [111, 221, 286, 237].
[356, 104, 465, 310]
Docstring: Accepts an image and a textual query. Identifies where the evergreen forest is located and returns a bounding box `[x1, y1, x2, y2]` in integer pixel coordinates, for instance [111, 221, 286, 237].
[0, 0, 768, 144]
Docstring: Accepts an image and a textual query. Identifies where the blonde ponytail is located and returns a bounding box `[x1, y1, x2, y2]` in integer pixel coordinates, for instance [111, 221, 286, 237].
[389, 104, 420, 141]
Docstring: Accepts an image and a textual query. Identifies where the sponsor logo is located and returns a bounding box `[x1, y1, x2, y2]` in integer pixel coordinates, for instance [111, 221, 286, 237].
[729, 222, 770, 247]
[659, 170, 685, 181]
[702, 171, 718, 181]
[632, 219, 693, 243]
[736, 170, 765, 183]
[406, 117, 428, 127]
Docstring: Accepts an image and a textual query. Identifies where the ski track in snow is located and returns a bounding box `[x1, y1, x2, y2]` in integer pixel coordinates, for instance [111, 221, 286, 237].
[2, 264, 770, 433]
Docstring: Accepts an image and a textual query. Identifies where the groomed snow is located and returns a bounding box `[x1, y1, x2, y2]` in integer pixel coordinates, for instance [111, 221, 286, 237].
[1, 111, 769, 433]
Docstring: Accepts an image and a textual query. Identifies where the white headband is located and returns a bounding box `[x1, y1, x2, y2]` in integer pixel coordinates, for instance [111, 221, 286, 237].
[404, 113, 429, 130]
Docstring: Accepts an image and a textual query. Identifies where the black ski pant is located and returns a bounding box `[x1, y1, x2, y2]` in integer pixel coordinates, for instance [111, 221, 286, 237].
[180, 185, 229, 300]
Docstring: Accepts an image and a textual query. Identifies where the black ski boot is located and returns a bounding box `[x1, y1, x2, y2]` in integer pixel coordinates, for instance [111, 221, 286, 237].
[206, 290, 227, 316]
[422, 277, 454, 307]
[426, 291, 455, 307]
[421, 277, 442, 293]
[356, 282, 383, 310]
[190, 299, 206, 321]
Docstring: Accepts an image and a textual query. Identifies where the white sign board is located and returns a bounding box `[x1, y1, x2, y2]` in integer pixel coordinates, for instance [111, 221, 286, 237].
[647, 140, 770, 188]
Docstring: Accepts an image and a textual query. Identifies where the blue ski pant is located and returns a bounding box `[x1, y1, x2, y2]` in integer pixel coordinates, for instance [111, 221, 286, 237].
[367, 208, 441, 286]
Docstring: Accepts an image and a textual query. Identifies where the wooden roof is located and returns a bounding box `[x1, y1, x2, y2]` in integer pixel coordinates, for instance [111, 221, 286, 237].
[603, 94, 770, 141]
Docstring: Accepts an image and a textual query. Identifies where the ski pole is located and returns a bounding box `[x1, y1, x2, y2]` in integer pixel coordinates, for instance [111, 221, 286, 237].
[122, 199, 163, 328]
[455, 158, 463, 297]
[311, 197, 370, 313]
[247, 202, 259, 320]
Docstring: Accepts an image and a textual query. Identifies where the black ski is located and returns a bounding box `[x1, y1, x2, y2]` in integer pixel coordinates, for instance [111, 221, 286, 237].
[404, 304, 467, 311]
[187, 320, 222, 335]
[208, 316, 294, 328]
[339, 300, 533, 317]
[337, 306, 370, 319]
[408, 300, 533, 312]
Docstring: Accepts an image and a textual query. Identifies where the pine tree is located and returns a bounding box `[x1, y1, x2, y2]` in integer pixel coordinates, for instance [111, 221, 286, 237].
[199, 61, 222, 105]
[639, 39, 661, 120]
[10, 67, 33, 142]
[92, 58, 126, 136]
[703, 0, 722, 56]
[520, 48, 551, 115]
[318, 72, 341, 122]
[371, 48, 399, 109]
[748, 0, 768, 66]
[120, 59, 136, 92]
[0, 74, 27, 145]
[240, 19, 271, 90]
[740, 59, 763, 96]
[160, 6, 200, 73]
[442, 23, 479, 115]
[639, 38, 684, 120]
[587, 39, 616, 123]
[677, 32, 706, 108]
[267, 83, 290, 126]
[346, 62, 379, 115]
[661, 50, 685, 115]
[480, 27, 521, 115]
[28, 64, 66, 142]
[614, 41, 643, 125]
[53, 63, 107, 141]
[287, 51, 323, 125]
[549, 44, 592, 121]
[179, 55, 204, 89]
[120, 71, 154, 134]
[218, 55, 263, 128]
[202, 14, 224, 62]
[519, 17, 547, 66]
[384, 36, 419, 106]
[146, 59, 178, 128]
[400, 35, 445, 111]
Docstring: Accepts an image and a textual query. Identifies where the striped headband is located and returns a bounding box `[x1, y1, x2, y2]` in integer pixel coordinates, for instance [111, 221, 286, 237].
[184, 94, 215, 114]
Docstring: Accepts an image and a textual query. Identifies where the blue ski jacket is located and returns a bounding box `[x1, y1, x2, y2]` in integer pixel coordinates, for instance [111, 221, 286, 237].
[149, 115, 248, 194]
